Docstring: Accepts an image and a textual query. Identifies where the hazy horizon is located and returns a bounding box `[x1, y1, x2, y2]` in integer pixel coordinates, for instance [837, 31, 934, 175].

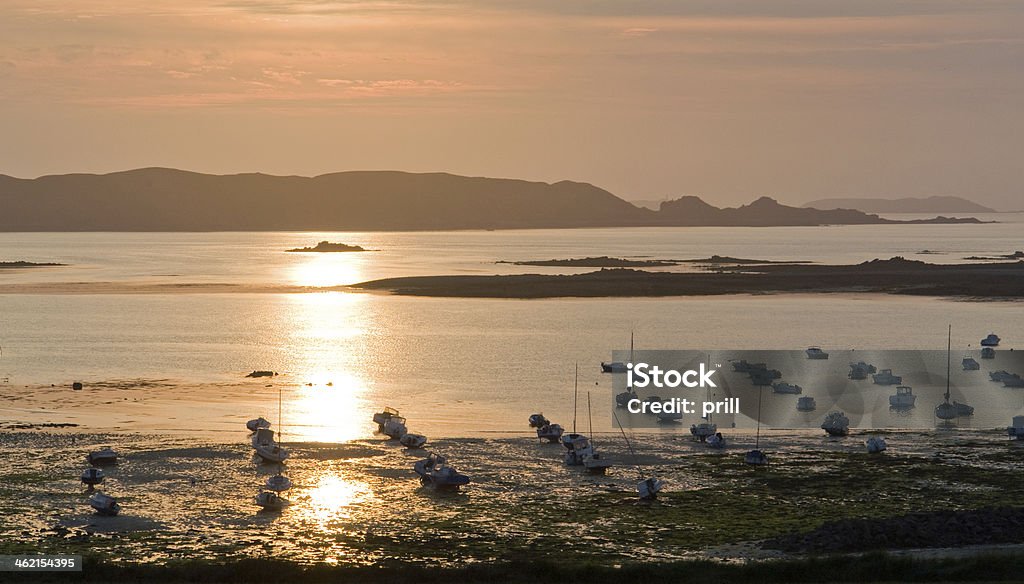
[2, 1, 1022, 209]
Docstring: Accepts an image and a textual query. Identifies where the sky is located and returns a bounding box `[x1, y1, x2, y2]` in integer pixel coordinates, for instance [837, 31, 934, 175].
[1, 1, 1022, 209]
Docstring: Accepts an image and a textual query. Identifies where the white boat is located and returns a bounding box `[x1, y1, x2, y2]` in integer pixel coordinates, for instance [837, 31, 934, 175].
[848, 362, 877, 380]
[580, 392, 613, 474]
[771, 381, 802, 394]
[866, 436, 888, 454]
[80, 468, 104, 486]
[400, 433, 428, 449]
[962, 357, 980, 371]
[805, 347, 829, 360]
[252, 429, 289, 463]
[889, 386, 916, 409]
[265, 473, 292, 492]
[254, 490, 288, 511]
[382, 416, 408, 439]
[872, 369, 902, 385]
[561, 433, 593, 466]
[246, 417, 270, 432]
[536, 422, 564, 443]
[981, 333, 1001, 347]
[821, 411, 850, 436]
[87, 448, 118, 466]
[413, 452, 470, 490]
[981, 347, 996, 359]
[796, 396, 816, 412]
[706, 432, 726, 449]
[638, 477, 664, 501]
[744, 449, 768, 465]
[372, 407, 399, 430]
[89, 492, 120, 516]
[1008, 416, 1024, 440]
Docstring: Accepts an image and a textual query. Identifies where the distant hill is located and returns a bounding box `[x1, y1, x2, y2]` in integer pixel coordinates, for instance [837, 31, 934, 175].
[0, 169, 986, 231]
[803, 196, 997, 214]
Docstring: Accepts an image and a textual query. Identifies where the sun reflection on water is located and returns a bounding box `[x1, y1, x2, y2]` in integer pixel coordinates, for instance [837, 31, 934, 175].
[289, 373, 369, 443]
[296, 472, 372, 529]
[290, 253, 366, 288]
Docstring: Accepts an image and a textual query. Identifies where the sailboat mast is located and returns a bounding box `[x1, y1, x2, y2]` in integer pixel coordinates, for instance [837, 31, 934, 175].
[587, 392, 594, 446]
[755, 386, 763, 449]
[946, 324, 952, 403]
[612, 409, 644, 480]
[278, 386, 283, 444]
[572, 362, 578, 434]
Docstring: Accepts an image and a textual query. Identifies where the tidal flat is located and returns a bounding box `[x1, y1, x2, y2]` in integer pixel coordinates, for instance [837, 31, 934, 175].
[4, 428, 1024, 570]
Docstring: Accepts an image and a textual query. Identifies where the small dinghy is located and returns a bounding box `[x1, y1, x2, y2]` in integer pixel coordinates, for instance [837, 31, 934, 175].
[866, 436, 888, 454]
[254, 490, 288, 511]
[772, 381, 802, 394]
[399, 433, 428, 449]
[252, 428, 290, 463]
[265, 473, 293, 492]
[382, 415, 408, 439]
[706, 432, 726, 449]
[962, 357, 980, 371]
[246, 417, 271, 432]
[536, 422, 564, 443]
[80, 468, 104, 487]
[805, 347, 829, 360]
[981, 333, 1001, 347]
[373, 407, 400, 430]
[89, 492, 120, 516]
[821, 411, 850, 436]
[991, 370, 1016, 383]
[583, 452, 612, 475]
[615, 387, 637, 408]
[87, 448, 118, 466]
[848, 361, 876, 380]
[981, 347, 996, 359]
[797, 396, 817, 412]
[744, 449, 768, 466]
[414, 453, 471, 490]
[638, 477, 664, 501]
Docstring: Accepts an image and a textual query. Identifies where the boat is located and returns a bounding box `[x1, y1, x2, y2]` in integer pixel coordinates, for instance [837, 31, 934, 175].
[732, 360, 767, 373]
[889, 386, 916, 409]
[656, 411, 682, 423]
[601, 362, 627, 373]
[706, 432, 726, 449]
[991, 370, 1016, 383]
[866, 436, 888, 454]
[745, 385, 769, 465]
[638, 477, 665, 501]
[561, 433, 593, 466]
[528, 413, 549, 428]
[253, 434, 289, 463]
[981, 333, 1001, 347]
[615, 387, 638, 408]
[1004, 375, 1024, 388]
[771, 381, 802, 394]
[749, 370, 781, 386]
[372, 407, 399, 430]
[87, 448, 118, 466]
[80, 468, 104, 487]
[1008, 416, 1024, 440]
[962, 357, 980, 371]
[848, 362, 877, 380]
[246, 417, 271, 432]
[796, 396, 816, 412]
[254, 490, 288, 511]
[936, 326, 971, 420]
[872, 369, 902, 385]
[806, 347, 829, 360]
[690, 422, 717, 442]
[89, 492, 120, 516]
[744, 450, 768, 465]
[382, 416, 408, 439]
[400, 433, 428, 449]
[536, 422, 564, 443]
[413, 452, 471, 490]
[981, 347, 996, 359]
[821, 411, 850, 436]
[265, 473, 292, 492]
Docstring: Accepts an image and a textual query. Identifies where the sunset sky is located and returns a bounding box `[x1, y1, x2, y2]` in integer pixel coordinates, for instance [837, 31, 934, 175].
[1, 1, 1022, 208]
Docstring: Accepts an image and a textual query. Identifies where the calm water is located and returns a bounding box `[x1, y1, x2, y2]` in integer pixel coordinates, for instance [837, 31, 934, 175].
[1, 221, 1022, 440]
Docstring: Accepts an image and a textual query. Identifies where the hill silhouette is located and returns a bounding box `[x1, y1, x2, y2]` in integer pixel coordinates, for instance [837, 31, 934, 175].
[0, 168, 984, 231]
[803, 196, 997, 214]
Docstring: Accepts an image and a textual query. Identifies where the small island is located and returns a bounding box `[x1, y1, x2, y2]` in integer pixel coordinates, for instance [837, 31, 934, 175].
[286, 241, 368, 253]
[0, 261, 65, 269]
[498, 256, 678, 268]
